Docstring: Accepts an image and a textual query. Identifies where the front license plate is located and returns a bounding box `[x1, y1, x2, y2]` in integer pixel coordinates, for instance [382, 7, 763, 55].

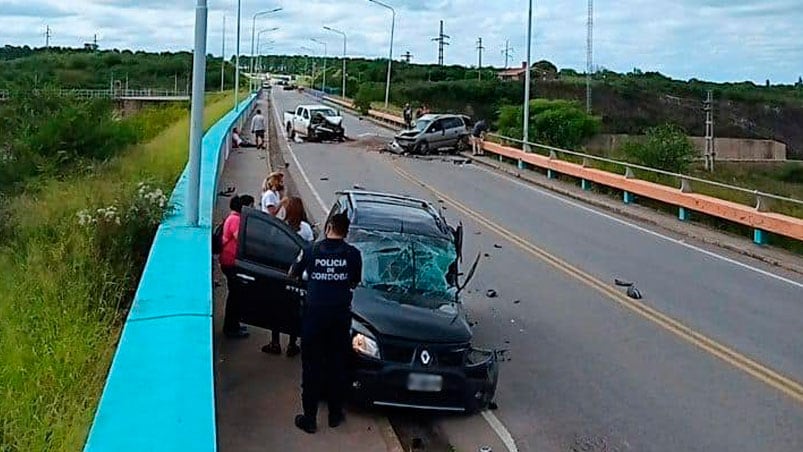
[407, 373, 443, 392]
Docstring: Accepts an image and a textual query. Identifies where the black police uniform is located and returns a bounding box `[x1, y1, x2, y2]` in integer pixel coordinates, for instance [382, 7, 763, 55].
[290, 237, 362, 428]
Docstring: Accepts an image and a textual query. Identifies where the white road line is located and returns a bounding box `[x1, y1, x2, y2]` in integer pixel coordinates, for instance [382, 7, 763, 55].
[481, 411, 519, 452]
[272, 91, 521, 452]
[469, 163, 803, 289]
[269, 91, 327, 214]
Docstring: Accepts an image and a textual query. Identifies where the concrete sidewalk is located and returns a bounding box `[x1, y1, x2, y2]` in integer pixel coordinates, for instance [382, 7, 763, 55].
[213, 95, 401, 452]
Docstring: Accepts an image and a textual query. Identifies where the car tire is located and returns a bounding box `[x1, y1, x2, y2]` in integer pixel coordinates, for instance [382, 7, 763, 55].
[415, 141, 430, 155]
[456, 135, 470, 153]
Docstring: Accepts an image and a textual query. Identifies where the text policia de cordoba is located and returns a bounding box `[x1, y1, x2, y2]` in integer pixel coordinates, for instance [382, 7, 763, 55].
[310, 258, 350, 281]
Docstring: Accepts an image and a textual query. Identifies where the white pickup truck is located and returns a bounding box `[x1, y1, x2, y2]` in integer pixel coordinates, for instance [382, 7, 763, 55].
[283, 104, 345, 142]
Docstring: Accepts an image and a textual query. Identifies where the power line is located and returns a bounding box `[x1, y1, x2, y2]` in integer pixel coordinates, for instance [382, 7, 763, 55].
[431, 20, 450, 66]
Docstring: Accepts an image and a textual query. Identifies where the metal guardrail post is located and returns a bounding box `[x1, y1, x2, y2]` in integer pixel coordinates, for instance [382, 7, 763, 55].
[755, 192, 770, 213]
[624, 166, 635, 179]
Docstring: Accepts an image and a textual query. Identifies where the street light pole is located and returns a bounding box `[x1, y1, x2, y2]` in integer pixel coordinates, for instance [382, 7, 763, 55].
[368, 0, 395, 108]
[300, 46, 315, 85]
[187, 0, 208, 226]
[323, 26, 347, 98]
[256, 27, 279, 74]
[311, 38, 327, 93]
[523, 0, 533, 153]
[220, 15, 226, 92]
[250, 7, 283, 90]
[234, 0, 241, 109]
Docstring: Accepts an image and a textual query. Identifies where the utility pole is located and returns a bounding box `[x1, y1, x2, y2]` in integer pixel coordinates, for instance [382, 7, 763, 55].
[432, 20, 450, 66]
[502, 39, 513, 69]
[220, 15, 226, 92]
[523, 0, 533, 153]
[704, 90, 715, 172]
[401, 51, 413, 63]
[45, 25, 52, 49]
[586, 0, 594, 114]
[476, 37, 485, 81]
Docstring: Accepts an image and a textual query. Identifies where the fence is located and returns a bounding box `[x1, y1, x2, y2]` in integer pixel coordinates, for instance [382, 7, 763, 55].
[0, 88, 190, 100]
[319, 94, 803, 245]
[83, 93, 258, 452]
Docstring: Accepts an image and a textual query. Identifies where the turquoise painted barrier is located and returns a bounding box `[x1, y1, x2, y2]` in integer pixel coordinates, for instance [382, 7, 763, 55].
[83, 94, 258, 452]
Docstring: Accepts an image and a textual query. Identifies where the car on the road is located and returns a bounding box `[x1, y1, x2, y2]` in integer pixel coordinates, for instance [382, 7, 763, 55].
[391, 114, 472, 155]
[232, 190, 499, 413]
[284, 104, 345, 142]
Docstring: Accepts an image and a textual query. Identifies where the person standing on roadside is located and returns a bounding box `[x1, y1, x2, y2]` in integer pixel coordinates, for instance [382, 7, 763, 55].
[251, 109, 267, 150]
[291, 213, 362, 434]
[219, 194, 255, 339]
[471, 118, 489, 156]
[260, 171, 285, 215]
[262, 196, 313, 357]
[403, 103, 413, 129]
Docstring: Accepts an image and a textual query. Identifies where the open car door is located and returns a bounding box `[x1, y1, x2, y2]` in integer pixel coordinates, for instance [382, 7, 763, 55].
[234, 207, 306, 336]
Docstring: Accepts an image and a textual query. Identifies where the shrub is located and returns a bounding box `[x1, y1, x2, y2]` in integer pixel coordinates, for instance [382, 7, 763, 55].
[353, 84, 374, 116]
[620, 123, 696, 173]
[776, 163, 803, 184]
[497, 99, 602, 150]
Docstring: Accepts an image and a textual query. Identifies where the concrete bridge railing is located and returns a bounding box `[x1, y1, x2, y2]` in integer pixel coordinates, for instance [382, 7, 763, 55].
[83, 93, 258, 451]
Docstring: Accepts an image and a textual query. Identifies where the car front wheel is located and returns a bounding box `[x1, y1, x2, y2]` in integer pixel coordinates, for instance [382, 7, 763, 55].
[415, 141, 430, 155]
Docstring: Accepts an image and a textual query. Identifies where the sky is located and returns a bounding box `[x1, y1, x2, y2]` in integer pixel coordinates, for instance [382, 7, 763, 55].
[1, 0, 801, 84]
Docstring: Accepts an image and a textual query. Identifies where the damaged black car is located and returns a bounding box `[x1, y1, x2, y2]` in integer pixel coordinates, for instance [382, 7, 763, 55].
[232, 190, 499, 413]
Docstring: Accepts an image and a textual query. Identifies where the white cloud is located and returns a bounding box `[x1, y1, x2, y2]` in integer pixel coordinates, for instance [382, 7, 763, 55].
[0, 0, 800, 83]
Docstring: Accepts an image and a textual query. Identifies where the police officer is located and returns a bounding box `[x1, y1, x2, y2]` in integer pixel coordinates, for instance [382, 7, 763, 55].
[289, 213, 362, 434]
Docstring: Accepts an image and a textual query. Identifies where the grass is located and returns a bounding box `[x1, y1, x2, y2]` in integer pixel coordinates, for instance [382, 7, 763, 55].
[0, 91, 236, 451]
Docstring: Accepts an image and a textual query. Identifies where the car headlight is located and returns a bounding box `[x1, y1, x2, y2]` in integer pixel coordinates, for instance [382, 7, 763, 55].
[352, 333, 381, 359]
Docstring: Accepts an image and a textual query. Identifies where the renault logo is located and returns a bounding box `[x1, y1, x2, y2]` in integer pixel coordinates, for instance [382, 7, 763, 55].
[420, 350, 432, 366]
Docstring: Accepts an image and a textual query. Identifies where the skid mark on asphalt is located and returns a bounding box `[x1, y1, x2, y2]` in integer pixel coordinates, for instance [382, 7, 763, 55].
[392, 163, 803, 407]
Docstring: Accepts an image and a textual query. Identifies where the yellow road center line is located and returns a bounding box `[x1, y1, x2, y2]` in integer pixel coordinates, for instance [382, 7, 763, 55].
[392, 164, 803, 405]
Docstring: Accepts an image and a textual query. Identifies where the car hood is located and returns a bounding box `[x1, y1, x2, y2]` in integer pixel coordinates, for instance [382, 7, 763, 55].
[352, 287, 472, 343]
[324, 116, 343, 127]
[395, 129, 421, 140]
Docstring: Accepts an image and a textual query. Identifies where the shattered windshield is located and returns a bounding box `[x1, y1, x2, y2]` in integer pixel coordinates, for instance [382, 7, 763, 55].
[310, 108, 338, 117]
[414, 119, 431, 132]
[349, 229, 457, 302]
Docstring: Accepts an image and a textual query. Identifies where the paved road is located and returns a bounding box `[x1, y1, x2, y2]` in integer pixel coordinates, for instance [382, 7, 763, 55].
[270, 88, 803, 451]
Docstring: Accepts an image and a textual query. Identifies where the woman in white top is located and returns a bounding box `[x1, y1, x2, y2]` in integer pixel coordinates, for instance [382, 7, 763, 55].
[260, 172, 284, 215]
[262, 195, 313, 357]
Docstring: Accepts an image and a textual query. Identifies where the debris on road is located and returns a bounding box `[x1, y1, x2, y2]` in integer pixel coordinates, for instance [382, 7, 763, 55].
[217, 186, 236, 197]
[485, 289, 498, 298]
[615, 278, 634, 287]
[353, 184, 365, 190]
[320, 177, 329, 181]
[627, 286, 643, 299]
[484, 253, 490, 258]
[513, 299, 521, 304]
[493, 244, 503, 249]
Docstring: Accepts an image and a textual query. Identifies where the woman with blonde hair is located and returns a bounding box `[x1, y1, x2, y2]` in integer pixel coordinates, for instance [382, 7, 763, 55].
[260, 171, 284, 215]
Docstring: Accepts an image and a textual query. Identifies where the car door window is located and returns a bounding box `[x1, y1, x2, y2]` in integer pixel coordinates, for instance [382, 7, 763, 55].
[240, 210, 303, 271]
[302, 109, 309, 120]
[429, 120, 443, 133]
[296, 107, 303, 116]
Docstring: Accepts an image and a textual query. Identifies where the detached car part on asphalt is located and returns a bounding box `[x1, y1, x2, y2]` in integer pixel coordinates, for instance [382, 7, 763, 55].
[232, 190, 499, 413]
[391, 114, 473, 155]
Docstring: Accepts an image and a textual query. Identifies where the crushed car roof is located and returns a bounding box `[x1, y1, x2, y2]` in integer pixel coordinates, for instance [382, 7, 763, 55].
[340, 190, 452, 239]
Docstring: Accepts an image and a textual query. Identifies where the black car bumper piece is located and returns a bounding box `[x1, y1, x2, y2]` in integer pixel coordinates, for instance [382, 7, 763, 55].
[349, 348, 498, 413]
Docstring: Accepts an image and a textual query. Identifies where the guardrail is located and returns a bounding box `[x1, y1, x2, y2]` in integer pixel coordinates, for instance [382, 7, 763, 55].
[319, 93, 803, 245]
[83, 94, 258, 452]
[0, 88, 190, 100]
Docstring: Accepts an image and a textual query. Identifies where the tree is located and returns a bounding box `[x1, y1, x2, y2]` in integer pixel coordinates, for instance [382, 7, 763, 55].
[620, 123, 696, 173]
[497, 99, 601, 150]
